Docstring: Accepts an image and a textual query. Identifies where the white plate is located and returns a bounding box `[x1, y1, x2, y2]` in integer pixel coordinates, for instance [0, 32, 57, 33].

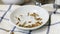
[10, 5, 49, 30]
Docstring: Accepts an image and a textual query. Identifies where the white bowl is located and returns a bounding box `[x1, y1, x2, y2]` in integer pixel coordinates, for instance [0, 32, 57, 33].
[10, 5, 49, 30]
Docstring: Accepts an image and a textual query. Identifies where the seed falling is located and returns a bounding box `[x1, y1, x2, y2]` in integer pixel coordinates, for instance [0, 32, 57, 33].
[15, 17, 21, 21]
[18, 18, 21, 21]
[16, 22, 19, 25]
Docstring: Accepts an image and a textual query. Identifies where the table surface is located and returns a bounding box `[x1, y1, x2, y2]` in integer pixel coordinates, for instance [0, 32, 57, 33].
[0, 0, 60, 34]
[0, 4, 60, 34]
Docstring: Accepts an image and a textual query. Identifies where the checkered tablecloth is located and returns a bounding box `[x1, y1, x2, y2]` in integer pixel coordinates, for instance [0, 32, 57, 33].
[0, 4, 60, 34]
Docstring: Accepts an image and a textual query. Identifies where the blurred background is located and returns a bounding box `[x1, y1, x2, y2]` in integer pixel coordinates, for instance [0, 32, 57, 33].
[0, 0, 54, 5]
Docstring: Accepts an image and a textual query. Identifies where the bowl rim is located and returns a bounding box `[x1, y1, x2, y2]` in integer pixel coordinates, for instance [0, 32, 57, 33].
[10, 5, 49, 30]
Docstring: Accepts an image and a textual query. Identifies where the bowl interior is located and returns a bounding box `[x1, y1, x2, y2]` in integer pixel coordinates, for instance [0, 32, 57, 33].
[10, 5, 49, 30]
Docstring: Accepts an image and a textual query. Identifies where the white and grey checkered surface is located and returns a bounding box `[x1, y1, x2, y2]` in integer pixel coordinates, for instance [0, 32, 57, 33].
[0, 4, 60, 34]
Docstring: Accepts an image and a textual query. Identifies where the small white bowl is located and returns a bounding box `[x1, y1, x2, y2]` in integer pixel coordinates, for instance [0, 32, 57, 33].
[10, 5, 49, 30]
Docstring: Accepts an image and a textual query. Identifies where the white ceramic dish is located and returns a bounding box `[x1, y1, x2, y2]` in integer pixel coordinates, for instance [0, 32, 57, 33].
[10, 5, 49, 30]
